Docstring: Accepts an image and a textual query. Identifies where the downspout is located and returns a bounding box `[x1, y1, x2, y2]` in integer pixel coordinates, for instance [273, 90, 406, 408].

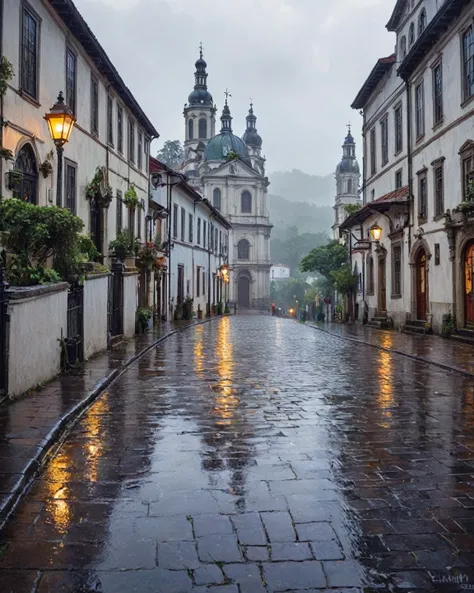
[207, 213, 211, 317]
[360, 109, 367, 315]
[405, 79, 413, 255]
[167, 181, 172, 321]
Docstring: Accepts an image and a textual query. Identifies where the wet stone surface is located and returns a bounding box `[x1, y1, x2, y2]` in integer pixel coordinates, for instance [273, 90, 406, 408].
[1, 315, 474, 591]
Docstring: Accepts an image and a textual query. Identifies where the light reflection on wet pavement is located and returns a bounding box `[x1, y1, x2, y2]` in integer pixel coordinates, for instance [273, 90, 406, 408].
[1, 315, 474, 592]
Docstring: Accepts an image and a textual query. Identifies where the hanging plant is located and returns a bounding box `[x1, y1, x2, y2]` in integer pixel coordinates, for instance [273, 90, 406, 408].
[0, 56, 14, 97]
[7, 169, 23, 190]
[85, 166, 111, 205]
[39, 149, 54, 178]
[124, 184, 139, 210]
[0, 147, 13, 161]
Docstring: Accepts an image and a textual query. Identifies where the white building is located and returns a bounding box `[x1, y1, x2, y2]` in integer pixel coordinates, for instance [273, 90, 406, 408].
[271, 264, 290, 281]
[332, 128, 361, 240]
[180, 52, 272, 309]
[0, 0, 158, 256]
[342, 0, 474, 336]
[150, 160, 231, 319]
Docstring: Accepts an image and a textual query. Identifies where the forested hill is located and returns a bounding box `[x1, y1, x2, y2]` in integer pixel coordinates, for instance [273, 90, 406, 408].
[269, 169, 334, 205]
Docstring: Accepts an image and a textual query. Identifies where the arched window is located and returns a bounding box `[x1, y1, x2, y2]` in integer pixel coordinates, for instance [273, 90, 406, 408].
[188, 119, 194, 140]
[213, 187, 221, 211]
[241, 190, 252, 213]
[400, 36, 407, 59]
[418, 8, 426, 35]
[347, 179, 353, 194]
[367, 255, 374, 294]
[13, 143, 38, 204]
[409, 22, 415, 47]
[198, 118, 207, 139]
[237, 239, 250, 260]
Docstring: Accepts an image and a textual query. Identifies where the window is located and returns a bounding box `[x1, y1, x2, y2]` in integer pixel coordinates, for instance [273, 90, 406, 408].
[202, 270, 206, 295]
[196, 266, 201, 297]
[197, 218, 201, 245]
[181, 207, 186, 241]
[203, 221, 207, 249]
[380, 116, 389, 166]
[13, 143, 37, 204]
[415, 81, 424, 139]
[395, 169, 403, 189]
[66, 48, 77, 115]
[347, 179, 352, 194]
[198, 118, 207, 139]
[137, 208, 141, 238]
[144, 138, 150, 173]
[188, 119, 194, 140]
[367, 255, 374, 295]
[394, 104, 403, 154]
[433, 62, 443, 125]
[116, 190, 123, 234]
[117, 107, 123, 153]
[173, 204, 178, 239]
[418, 170, 428, 220]
[238, 239, 250, 260]
[370, 189, 375, 202]
[392, 245, 402, 297]
[107, 96, 114, 145]
[434, 161, 444, 217]
[400, 36, 407, 60]
[241, 191, 252, 213]
[21, 7, 39, 99]
[90, 75, 99, 136]
[462, 26, 474, 101]
[418, 8, 426, 36]
[189, 213, 193, 243]
[64, 160, 77, 214]
[370, 128, 376, 175]
[219, 231, 222, 254]
[128, 118, 135, 163]
[210, 224, 214, 251]
[409, 22, 415, 47]
[434, 243, 440, 266]
[138, 131, 143, 169]
[462, 151, 474, 199]
[213, 188, 221, 210]
[215, 228, 218, 252]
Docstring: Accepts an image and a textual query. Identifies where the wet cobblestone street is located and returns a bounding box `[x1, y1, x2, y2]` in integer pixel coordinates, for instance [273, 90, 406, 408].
[1, 315, 474, 592]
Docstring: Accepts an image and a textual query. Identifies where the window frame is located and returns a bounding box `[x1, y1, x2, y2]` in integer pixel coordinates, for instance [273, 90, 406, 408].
[241, 190, 252, 213]
[395, 168, 403, 189]
[213, 187, 221, 211]
[432, 60, 443, 126]
[198, 118, 207, 139]
[144, 138, 150, 173]
[203, 221, 207, 250]
[409, 22, 415, 47]
[380, 115, 389, 167]
[415, 79, 425, 140]
[137, 130, 143, 169]
[116, 190, 123, 235]
[189, 213, 193, 243]
[188, 119, 194, 140]
[394, 102, 403, 155]
[107, 95, 114, 146]
[65, 46, 77, 116]
[370, 128, 376, 175]
[237, 239, 250, 260]
[461, 144, 474, 200]
[417, 168, 428, 222]
[432, 158, 445, 218]
[90, 74, 99, 137]
[196, 266, 201, 297]
[64, 158, 77, 215]
[400, 36, 407, 60]
[366, 255, 374, 295]
[418, 8, 426, 36]
[391, 243, 402, 298]
[197, 217, 201, 245]
[180, 207, 186, 242]
[462, 25, 474, 103]
[117, 106, 124, 154]
[173, 204, 178, 239]
[20, 4, 40, 100]
[128, 118, 135, 164]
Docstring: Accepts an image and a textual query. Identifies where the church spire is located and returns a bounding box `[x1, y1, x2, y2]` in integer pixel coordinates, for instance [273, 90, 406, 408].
[187, 43, 213, 106]
[220, 90, 233, 133]
[243, 100, 262, 149]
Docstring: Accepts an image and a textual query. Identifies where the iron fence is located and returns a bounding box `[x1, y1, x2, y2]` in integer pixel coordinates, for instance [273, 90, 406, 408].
[66, 285, 84, 365]
[0, 264, 8, 396]
[108, 262, 123, 339]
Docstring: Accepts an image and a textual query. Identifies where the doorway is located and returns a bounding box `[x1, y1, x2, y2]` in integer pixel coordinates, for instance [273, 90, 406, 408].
[238, 275, 250, 308]
[416, 249, 427, 320]
[378, 257, 387, 311]
[464, 241, 474, 327]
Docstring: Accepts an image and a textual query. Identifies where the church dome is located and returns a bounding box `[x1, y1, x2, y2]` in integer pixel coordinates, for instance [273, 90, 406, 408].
[188, 89, 213, 106]
[242, 102, 262, 148]
[204, 133, 250, 162]
[336, 158, 360, 174]
[336, 126, 359, 174]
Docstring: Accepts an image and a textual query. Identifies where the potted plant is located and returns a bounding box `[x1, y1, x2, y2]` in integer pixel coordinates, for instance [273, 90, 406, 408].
[197, 303, 203, 320]
[211, 303, 217, 316]
[0, 147, 13, 162]
[7, 169, 23, 190]
[183, 296, 194, 320]
[174, 302, 183, 320]
[39, 150, 54, 178]
[136, 307, 152, 333]
[217, 301, 223, 315]
[440, 313, 456, 338]
[124, 185, 139, 211]
[224, 303, 230, 315]
[109, 230, 133, 261]
[138, 242, 158, 271]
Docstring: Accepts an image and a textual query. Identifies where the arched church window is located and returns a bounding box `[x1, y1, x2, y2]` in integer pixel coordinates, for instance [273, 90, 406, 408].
[237, 239, 250, 260]
[241, 191, 252, 213]
[213, 187, 221, 211]
[198, 118, 207, 139]
[188, 119, 194, 140]
[400, 36, 407, 59]
[13, 143, 38, 204]
[418, 8, 426, 35]
[409, 22, 415, 47]
[347, 179, 353, 194]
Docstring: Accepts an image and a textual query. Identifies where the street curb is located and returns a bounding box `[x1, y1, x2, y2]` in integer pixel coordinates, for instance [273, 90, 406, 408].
[308, 323, 474, 379]
[0, 317, 217, 529]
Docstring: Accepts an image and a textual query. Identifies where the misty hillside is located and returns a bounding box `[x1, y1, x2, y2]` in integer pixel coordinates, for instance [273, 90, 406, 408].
[269, 169, 334, 205]
[269, 194, 333, 236]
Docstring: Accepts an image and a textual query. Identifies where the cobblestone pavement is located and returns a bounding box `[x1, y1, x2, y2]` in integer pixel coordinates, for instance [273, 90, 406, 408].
[1, 315, 474, 592]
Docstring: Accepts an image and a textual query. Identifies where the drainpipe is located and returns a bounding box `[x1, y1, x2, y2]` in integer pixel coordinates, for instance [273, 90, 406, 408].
[405, 80, 413, 254]
[167, 180, 172, 321]
[207, 213, 211, 317]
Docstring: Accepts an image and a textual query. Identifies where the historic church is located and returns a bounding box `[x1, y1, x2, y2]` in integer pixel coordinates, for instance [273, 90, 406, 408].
[180, 49, 272, 309]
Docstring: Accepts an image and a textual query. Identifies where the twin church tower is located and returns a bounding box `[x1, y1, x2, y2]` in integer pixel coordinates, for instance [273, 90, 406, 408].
[180, 47, 272, 309]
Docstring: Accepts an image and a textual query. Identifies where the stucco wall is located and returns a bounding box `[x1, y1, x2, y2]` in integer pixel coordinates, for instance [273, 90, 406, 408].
[7, 283, 68, 397]
[123, 272, 138, 338]
[83, 274, 109, 360]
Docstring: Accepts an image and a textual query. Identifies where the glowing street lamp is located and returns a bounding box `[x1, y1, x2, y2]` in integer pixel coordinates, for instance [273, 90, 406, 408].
[369, 222, 382, 242]
[44, 91, 76, 207]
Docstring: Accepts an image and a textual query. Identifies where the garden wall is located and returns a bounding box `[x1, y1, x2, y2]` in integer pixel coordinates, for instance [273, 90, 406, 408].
[83, 273, 109, 360]
[123, 271, 139, 338]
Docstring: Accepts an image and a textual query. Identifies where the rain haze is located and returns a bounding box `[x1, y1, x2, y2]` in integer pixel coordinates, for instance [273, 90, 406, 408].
[74, 0, 395, 176]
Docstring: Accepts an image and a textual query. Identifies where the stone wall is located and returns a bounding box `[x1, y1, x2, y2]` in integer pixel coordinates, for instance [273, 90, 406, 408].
[83, 273, 110, 360]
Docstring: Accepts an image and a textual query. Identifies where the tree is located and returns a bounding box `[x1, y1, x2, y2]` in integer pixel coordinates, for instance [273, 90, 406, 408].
[270, 227, 328, 275]
[344, 203, 361, 215]
[300, 240, 348, 280]
[156, 140, 184, 169]
[330, 264, 358, 295]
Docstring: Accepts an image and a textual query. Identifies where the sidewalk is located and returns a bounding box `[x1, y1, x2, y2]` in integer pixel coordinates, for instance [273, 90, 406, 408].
[0, 319, 203, 523]
[310, 322, 474, 377]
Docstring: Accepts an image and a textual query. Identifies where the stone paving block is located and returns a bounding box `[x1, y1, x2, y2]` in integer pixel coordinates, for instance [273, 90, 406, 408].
[310, 540, 345, 560]
[193, 564, 225, 586]
[244, 545, 270, 561]
[134, 516, 193, 541]
[323, 560, 365, 588]
[149, 491, 216, 516]
[197, 535, 243, 563]
[286, 497, 344, 523]
[96, 540, 157, 570]
[157, 541, 200, 569]
[261, 511, 296, 542]
[97, 569, 193, 593]
[193, 587, 238, 593]
[224, 563, 267, 593]
[0, 569, 40, 593]
[263, 560, 326, 590]
[192, 514, 233, 537]
[270, 542, 313, 561]
[231, 513, 267, 545]
[268, 478, 337, 496]
[295, 521, 337, 542]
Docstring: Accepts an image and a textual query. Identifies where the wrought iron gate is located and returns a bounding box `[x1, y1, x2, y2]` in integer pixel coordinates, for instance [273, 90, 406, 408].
[0, 265, 9, 396]
[66, 285, 84, 366]
[108, 263, 123, 339]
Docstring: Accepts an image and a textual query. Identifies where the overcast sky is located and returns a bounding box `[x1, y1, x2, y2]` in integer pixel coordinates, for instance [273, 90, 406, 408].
[75, 0, 395, 176]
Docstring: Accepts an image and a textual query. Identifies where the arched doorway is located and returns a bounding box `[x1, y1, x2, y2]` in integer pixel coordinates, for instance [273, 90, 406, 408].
[237, 272, 251, 308]
[464, 240, 474, 327]
[13, 143, 38, 204]
[416, 248, 427, 320]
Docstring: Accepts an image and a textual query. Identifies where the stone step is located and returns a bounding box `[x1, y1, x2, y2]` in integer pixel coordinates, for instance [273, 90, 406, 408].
[450, 333, 474, 346]
[408, 319, 427, 328]
[368, 317, 390, 329]
[402, 323, 428, 335]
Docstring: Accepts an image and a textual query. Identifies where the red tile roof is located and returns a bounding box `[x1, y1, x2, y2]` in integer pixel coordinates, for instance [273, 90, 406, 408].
[340, 186, 409, 230]
[372, 185, 409, 204]
[351, 55, 396, 110]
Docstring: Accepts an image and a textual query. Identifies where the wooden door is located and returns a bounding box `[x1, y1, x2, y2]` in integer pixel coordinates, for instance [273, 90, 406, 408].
[238, 276, 250, 308]
[416, 250, 427, 320]
[378, 258, 387, 311]
[465, 242, 474, 326]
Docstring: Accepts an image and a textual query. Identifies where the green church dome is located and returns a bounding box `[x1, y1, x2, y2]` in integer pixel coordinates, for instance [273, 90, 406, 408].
[204, 100, 250, 164]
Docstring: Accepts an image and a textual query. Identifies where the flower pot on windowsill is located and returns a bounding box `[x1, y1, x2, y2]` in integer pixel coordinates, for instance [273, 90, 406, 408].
[125, 255, 136, 268]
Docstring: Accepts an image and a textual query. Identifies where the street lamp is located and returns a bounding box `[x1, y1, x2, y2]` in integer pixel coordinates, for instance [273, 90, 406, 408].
[369, 222, 382, 242]
[44, 91, 76, 207]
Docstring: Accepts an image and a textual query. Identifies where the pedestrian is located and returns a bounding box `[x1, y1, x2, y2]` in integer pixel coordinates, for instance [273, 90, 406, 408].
[234, 302, 237, 315]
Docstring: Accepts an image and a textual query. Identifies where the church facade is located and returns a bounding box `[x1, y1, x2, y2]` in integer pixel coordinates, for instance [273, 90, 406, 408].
[180, 51, 272, 309]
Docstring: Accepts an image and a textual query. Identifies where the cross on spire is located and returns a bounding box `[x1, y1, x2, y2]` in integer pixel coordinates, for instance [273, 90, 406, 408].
[346, 122, 351, 134]
[250, 98, 253, 109]
[199, 42, 203, 59]
[224, 88, 232, 104]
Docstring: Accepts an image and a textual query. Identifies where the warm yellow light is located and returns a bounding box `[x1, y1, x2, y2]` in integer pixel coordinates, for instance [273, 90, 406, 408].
[44, 91, 76, 146]
[370, 223, 382, 242]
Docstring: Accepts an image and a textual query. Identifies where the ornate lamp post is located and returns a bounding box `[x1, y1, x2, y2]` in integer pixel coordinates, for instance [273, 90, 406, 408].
[44, 92, 76, 207]
[369, 222, 382, 242]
